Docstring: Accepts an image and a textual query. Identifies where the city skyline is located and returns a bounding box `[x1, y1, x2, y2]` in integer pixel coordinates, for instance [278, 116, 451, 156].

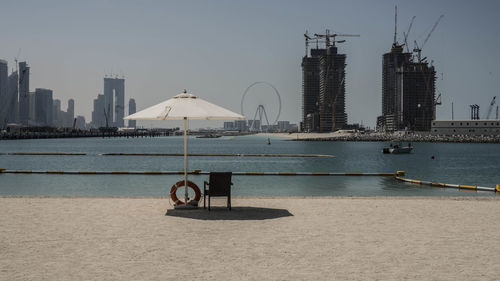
[1, 0, 500, 129]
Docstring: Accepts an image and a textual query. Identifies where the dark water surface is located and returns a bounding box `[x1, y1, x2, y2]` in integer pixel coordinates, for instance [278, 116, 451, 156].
[0, 136, 499, 196]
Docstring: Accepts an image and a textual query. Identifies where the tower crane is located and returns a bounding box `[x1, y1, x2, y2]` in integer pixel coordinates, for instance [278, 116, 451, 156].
[403, 16, 416, 53]
[432, 92, 442, 120]
[485, 96, 496, 120]
[413, 15, 444, 62]
[14, 48, 21, 73]
[313, 29, 360, 47]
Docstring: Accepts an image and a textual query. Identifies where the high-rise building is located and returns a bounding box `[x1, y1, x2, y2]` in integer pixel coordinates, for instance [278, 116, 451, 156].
[75, 115, 86, 129]
[301, 49, 325, 132]
[29, 92, 35, 124]
[377, 44, 436, 131]
[301, 30, 351, 132]
[318, 46, 346, 132]
[104, 77, 125, 127]
[128, 98, 136, 128]
[18, 62, 30, 125]
[67, 99, 74, 127]
[53, 99, 62, 126]
[91, 94, 105, 128]
[0, 60, 8, 127]
[34, 88, 53, 126]
[7, 71, 19, 123]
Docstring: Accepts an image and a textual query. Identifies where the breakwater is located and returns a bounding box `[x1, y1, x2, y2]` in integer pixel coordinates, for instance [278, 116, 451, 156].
[292, 133, 500, 143]
[0, 130, 168, 140]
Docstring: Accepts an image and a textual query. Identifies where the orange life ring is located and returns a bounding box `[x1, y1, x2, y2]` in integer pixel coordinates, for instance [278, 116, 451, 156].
[170, 180, 201, 205]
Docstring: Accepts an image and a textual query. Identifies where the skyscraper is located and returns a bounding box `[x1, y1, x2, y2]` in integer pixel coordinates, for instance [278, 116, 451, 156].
[104, 77, 125, 127]
[18, 62, 30, 125]
[128, 98, 136, 128]
[0, 60, 8, 127]
[301, 49, 325, 132]
[301, 30, 350, 132]
[377, 44, 436, 131]
[318, 45, 346, 132]
[34, 88, 53, 126]
[91, 94, 105, 127]
[7, 71, 19, 123]
[53, 99, 62, 126]
[67, 99, 74, 127]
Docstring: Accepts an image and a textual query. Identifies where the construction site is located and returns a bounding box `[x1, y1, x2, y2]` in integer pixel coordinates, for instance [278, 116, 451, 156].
[301, 30, 359, 132]
[377, 8, 442, 132]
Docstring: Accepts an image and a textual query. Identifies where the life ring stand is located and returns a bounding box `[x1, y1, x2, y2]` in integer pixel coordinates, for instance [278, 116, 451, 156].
[170, 180, 201, 206]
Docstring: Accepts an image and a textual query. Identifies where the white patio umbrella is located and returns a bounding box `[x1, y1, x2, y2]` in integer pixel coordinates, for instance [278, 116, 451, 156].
[124, 90, 244, 208]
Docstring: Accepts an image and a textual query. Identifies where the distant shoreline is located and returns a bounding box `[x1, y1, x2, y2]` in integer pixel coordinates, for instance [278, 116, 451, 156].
[257, 132, 500, 143]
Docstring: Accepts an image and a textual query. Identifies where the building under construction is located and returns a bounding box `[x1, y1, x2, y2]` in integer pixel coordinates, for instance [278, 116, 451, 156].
[377, 45, 436, 131]
[377, 9, 440, 132]
[302, 30, 357, 132]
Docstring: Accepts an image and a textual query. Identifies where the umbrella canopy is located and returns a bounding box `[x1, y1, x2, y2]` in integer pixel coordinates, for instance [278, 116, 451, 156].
[124, 92, 245, 121]
[124, 90, 244, 208]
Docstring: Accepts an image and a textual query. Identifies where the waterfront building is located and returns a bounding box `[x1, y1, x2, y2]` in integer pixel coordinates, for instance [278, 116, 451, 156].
[302, 49, 325, 132]
[431, 120, 500, 136]
[277, 121, 291, 132]
[34, 88, 53, 126]
[91, 94, 106, 128]
[318, 45, 346, 132]
[18, 62, 30, 126]
[104, 77, 125, 127]
[7, 71, 19, 123]
[128, 98, 136, 128]
[377, 42, 436, 131]
[52, 99, 62, 126]
[248, 119, 261, 131]
[75, 115, 86, 129]
[234, 120, 247, 131]
[223, 122, 234, 129]
[0, 60, 8, 127]
[67, 99, 74, 127]
[301, 31, 349, 132]
[28, 92, 35, 124]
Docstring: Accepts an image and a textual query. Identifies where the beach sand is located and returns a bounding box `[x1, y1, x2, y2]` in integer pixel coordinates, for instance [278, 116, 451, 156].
[1, 196, 499, 280]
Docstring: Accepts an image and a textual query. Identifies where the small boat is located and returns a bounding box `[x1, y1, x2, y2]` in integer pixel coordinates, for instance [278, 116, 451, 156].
[196, 134, 221, 139]
[382, 142, 413, 154]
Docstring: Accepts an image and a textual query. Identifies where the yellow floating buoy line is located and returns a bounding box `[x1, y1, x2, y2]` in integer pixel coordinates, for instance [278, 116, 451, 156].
[395, 175, 499, 192]
[1, 168, 497, 192]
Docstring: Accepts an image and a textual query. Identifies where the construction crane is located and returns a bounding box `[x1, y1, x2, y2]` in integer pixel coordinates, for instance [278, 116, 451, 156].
[485, 96, 496, 119]
[14, 48, 21, 73]
[432, 92, 442, 120]
[393, 6, 398, 47]
[304, 30, 314, 56]
[413, 15, 444, 62]
[313, 29, 360, 48]
[403, 16, 416, 53]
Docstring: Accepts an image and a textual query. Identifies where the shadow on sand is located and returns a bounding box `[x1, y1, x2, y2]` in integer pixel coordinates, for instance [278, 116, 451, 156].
[165, 207, 293, 221]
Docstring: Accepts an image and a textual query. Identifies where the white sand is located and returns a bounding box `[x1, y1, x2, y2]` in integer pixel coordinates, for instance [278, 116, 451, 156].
[1, 196, 499, 280]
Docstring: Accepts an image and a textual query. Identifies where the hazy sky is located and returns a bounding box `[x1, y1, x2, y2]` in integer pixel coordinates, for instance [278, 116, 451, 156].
[2, 0, 500, 128]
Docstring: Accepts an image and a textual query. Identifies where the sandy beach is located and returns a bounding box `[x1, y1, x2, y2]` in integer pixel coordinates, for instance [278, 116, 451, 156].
[1, 196, 499, 280]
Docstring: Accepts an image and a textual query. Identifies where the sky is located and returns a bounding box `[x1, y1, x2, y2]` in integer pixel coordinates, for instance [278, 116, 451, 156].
[1, 0, 500, 129]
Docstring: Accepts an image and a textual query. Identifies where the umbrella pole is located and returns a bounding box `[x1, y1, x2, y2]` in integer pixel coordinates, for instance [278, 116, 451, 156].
[184, 117, 188, 205]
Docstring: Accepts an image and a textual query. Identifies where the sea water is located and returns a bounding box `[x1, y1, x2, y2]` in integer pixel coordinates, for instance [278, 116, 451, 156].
[0, 135, 499, 197]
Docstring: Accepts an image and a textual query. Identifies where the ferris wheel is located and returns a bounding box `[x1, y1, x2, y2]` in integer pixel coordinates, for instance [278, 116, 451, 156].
[240, 82, 282, 132]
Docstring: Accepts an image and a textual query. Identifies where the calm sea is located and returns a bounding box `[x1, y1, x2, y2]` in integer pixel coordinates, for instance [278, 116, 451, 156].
[0, 135, 499, 197]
